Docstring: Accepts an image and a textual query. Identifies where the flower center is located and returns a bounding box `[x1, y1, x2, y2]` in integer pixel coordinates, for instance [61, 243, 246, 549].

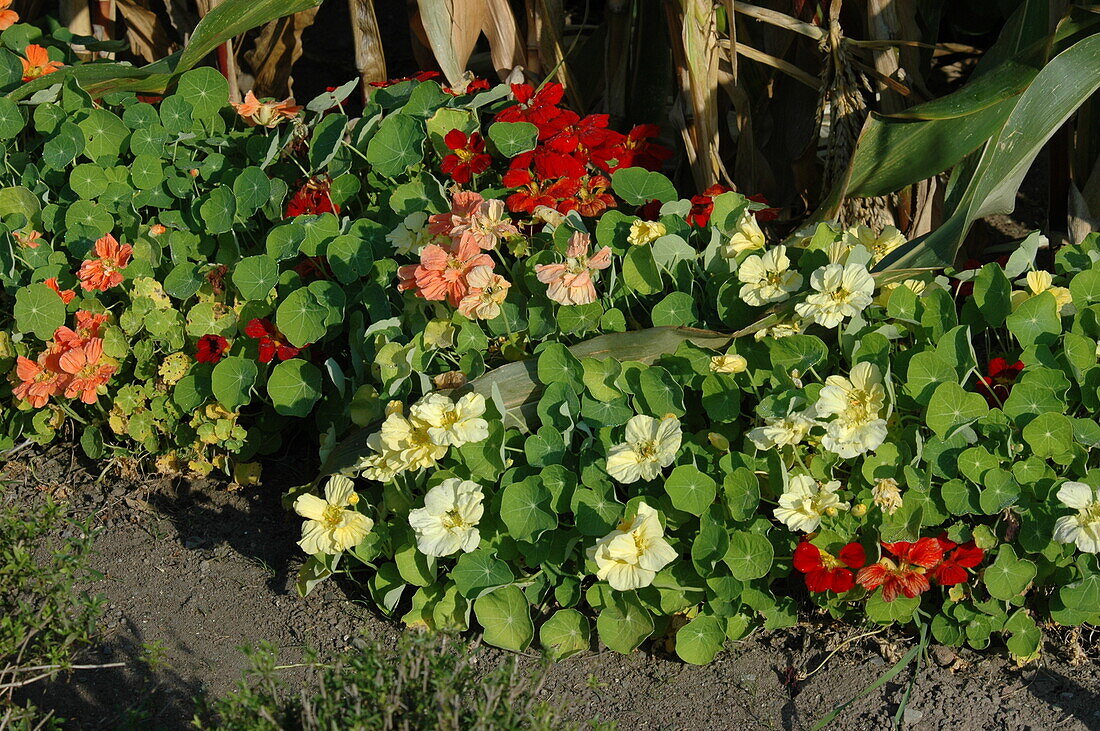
[322, 504, 344, 528]
[635, 439, 659, 461]
[441, 508, 466, 530]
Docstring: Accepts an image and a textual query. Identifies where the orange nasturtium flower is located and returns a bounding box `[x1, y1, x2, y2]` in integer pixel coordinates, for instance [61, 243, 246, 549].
[77, 234, 132, 292]
[232, 90, 301, 128]
[20, 44, 64, 82]
[0, 0, 19, 31]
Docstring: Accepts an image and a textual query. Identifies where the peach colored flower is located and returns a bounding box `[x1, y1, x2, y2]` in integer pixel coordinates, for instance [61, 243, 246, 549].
[149, 224, 167, 236]
[58, 338, 115, 404]
[398, 237, 494, 307]
[52, 311, 109, 350]
[20, 44, 63, 82]
[458, 266, 511, 320]
[232, 90, 301, 128]
[535, 232, 612, 306]
[0, 0, 19, 31]
[12, 354, 66, 408]
[452, 198, 519, 251]
[44, 278, 75, 304]
[13, 229, 41, 248]
[428, 190, 485, 238]
[77, 234, 132, 291]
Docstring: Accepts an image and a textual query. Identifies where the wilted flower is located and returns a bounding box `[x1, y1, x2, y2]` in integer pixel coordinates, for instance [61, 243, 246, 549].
[589, 502, 676, 591]
[605, 414, 682, 483]
[294, 475, 374, 555]
[452, 198, 518, 251]
[387, 211, 436, 256]
[774, 475, 848, 533]
[13, 229, 41, 248]
[872, 477, 904, 515]
[408, 478, 484, 556]
[232, 90, 301, 127]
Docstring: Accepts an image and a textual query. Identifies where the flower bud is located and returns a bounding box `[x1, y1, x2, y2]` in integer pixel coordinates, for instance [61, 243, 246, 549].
[851, 503, 868, 518]
[707, 432, 730, 451]
[710, 354, 748, 374]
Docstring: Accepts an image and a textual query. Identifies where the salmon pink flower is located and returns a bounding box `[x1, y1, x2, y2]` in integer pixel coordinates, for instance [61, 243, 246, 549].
[195, 334, 229, 364]
[59, 338, 115, 404]
[77, 234, 132, 291]
[44, 278, 75, 304]
[13, 229, 41, 248]
[428, 190, 485, 238]
[397, 237, 494, 307]
[149, 223, 168, 236]
[285, 177, 339, 218]
[457, 266, 510, 320]
[793, 541, 866, 593]
[53, 311, 109, 349]
[20, 44, 64, 82]
[856, 538, 944, 602]
[535, 232, 612, 306]
[232, 90, 301, 128]
[930, 536, 984, 586]
[452, 199, 518, 251]
[12, 354, 66, 408]
[976, 357, 1023, 407]
[440, 130, 491, 184]
[244, 318, 302, 363]
[0, 0, 19, 31]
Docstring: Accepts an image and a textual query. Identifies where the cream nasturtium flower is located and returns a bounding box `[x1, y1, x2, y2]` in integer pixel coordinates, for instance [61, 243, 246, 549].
[410, 392, 489, 447]
[843, 224, 905, 263]
[380, 406, 448, 470]
[408, 478, 485, 556]
[588, 502, 677, 591]
[774, 475, 849, 533]
[721, 211, 766, 257]
[815, 361, 888, 459]
[294, 475, 374, 555]
[628, 219, 666, 246]
[605, 415, 682, 483]
[737, 245, 803, 306]
[748, 408, 817, 450]
[387, 211, 435, 256]
[710, 354, 747, 374]
[1053, 481, 1100, 553]
[795, 262, 875, 329]
[1011, 270, 1073, 314]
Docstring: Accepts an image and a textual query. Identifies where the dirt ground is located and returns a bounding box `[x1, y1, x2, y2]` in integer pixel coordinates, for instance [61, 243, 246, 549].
[4, 446, 1099, 731]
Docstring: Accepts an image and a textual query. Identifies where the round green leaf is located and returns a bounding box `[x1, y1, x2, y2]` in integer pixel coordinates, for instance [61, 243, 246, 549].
[540, 608, 590, 660]
[275, 287, 328, 348]
[596, 594, 654, 653]
[69, 163, 108, 199]
[78, 109, 129, 161]
[473, 585, 533, 652]
[675, 615, 725, 665]
[14, 283, 66, 340]
[651, 291, 697, 326]
[984, 545, 1036, 601]
[200, 187, 236, 235]
[611, 167, 677, 206]
[451, 549, 515, 598]
[366, 114, 425, 178]
[487, 121, 538, 157]
[925, 382, 988, 438]
[211, 356, 257, 411]
[1021, 411, 1074, 459]
[232, 166, 271, 213]
[500, 478, 557, 542]
[0, 96, 24, 138]
[724, 531, 773, 580]
[232, 254, 279, 301]
[267, 359, 322, 417]
[622, 245, 662, 295]
[176, 67, 229, 118]
[664, 464, 717, 516]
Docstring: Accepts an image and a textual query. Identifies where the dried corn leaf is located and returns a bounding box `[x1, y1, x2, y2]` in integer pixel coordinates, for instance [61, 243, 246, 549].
[349, 0, 386, 91]
[116, 0, 176, 63]
[244, 7, 321, 99]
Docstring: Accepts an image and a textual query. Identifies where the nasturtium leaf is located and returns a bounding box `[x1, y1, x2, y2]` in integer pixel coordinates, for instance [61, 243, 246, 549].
[635, 366, 685, 417]
[129, 154, 163, 190]
[159, 94, 194, 133]
[581, 357, 622, 402]
[487, 121, 538, 157]
[69, 163, 108, 199]
[973, 263, 1012, 327]
[622, 245, 662, 295]
[865, 592, 919, 624]
[539, 608, 590, 660]
[701, 375, 740, 422]
[267, 359, 322, 417]
[129, 123, 168, 157]
[451, 549, 514, 598]
[958, 446, 999, 485]
[984, 545, 1036, 600]
[276, 287, 328, 348]
[904, 351, 957, 405]
[596, 594, 654, 653]
[163, 263, 202, 300]
[474, 585, 534, 652]
[499, 478, 557, 542]
[327, 234, 373, 284]
[200, 187, 236, 235]
[1004, 610, 1041, 661]
[941, 479, 980, 516]
[1060, 575, 1100, 614]
[1022, 411, 1074, 459]
[580, 396, 633, 428]
[78, 109, 128, 161]
[176, 67, 229, 118]
[675, 615, 725, 665]
[232, 166, 271, 213]
[611, 167, 677, 206]
[768, 335, 827, 373]
[925, 382, 988, 438]
[571, 484, 622, 536]
[556, 302, 603, 334]
[537, 342, 584, 389]
[1006, 291, 1060, 348]
[211, 356, 257, 411]
[724, 531, 774, 580]
[43, 121, 85, 169]
[651, 291, 697, 326]
[979, 469, 1020, 514]
[394, 543, 436, 586]
[309, 113, 349, 171]
[185, 302, 236, 337]
[665, 465, 717, 516]
[14, 283, 66, 340]
[1069, 266, 1100, 309]
[232, 254, 279, 301]
[0, 96, 23, 138]
[722, 467, 760, 522]
[366, 114, 425, 178]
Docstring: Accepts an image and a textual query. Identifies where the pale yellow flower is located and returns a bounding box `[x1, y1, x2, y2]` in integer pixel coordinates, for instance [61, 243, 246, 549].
[294, 475, 374, 555]
[387, 211, 436, 256]
[721, 211, 766, 257]
[795, 262, 875, 329]
[380, 410, 448, 470]
[1053, 482, 1100, 553]
[710, 354, 747, 374]
[410, 392, 489, 447]
[605, 415, 682, 483]
[748, 409, 817, 450]
[408, 478, 484, 556]
[843, 224, 905, 263]
[774, 475, 848, 533]
[1011, 270, 1072, 314]
[588, 502, 676, 591]
[738, 245, 803, 306]
[815, 361, 888, 458]
[627, 219, 666, 246]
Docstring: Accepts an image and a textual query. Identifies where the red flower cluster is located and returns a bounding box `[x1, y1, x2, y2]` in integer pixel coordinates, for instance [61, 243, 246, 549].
[793, 541, 866, 593]
[13, 311, 115, 407]
[245, 318, 302, 363]
[495, 83, 670, 216]
[976, 357, 1024, 407]
[285, 177, 340, 218]
[196, 334, 229, 364]
[856, 535, 984, 602]
[687, 184, 730, 227]
[441, 130, 491, 184]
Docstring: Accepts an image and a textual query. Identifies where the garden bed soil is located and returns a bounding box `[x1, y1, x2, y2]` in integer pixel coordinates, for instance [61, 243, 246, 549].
[6, 447, 1099, 731]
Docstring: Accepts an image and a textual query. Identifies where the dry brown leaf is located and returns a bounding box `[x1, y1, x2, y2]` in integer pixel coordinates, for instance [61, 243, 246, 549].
[349, 0, 387, 93]
[116, 0, 176, 63]
[244, 7, 321, 99]
[482, 0, 522, 79]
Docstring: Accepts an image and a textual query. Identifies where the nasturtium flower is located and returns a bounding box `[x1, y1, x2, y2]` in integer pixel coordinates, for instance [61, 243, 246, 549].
[408, 478, 484, 556]
[794, 262, 875, 329]
[1053, 481, 1100, 553]
[244, 318, 302, 363]
[793, 541, 866, 593]
[1010, 270, 1073, 314]
[815, 361, 888, 459]
[774, 475, 848, 533]
[753, 320, 805, 341]
[856, 538, 944, 602]
[748, 407, 817, 450]
[294, 475, 374, 555]
[0, 0, 18, 31]
[930, 536, 984, 586]
[13, 229, 41, 248]
[627, 219, 666, 247]
[398, 237, 494, 308]
[842, 224, 905, 263]
[232, 90, 301, 127]
[44, 277, 75, 304]
[452, 198, 518, 251]
[12, 354, 64, 408]
[722, 210, 766, 257]
[356, 432, 406, 483]
[410, 392, 489, 448]
[77, 234, 132, 291]
[285, 177, 339, 218]
[605, 414, 682, 483]
[534, 232, 612, 306]
[737, 245, 803, 306]
[195, 334, 229, 364]
[589, 502, 676, 591]
[440, 130, 492, 184]
[710, 354, 747, 374]
[387, 211, 435, 256]
[379, 407, 448, 470]
[872, 477, 903, 515]
[20, 44, 63, 82]
[59, 339, 116, 404]
[457, 265, 511, 320]
[686, 184, 729, 227]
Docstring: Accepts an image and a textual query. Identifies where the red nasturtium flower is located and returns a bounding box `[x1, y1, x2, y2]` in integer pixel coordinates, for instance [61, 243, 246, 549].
[612, 124, 672, 172]
[369, 71, 440, 88]
[856, 538, 945, 602]
[195, 335, 229, 364]
[748, 193, 781, 222]
[687, 184, 731, 227]
[245, 319, 301, 363]
[976, 357, 1024, 407]
[440, 130, 492, 184]
[77, 234, 132, 291]
[285, 177, 340, 218]
[930, 535, 985, 586]
[793, 541, 866, 593]
[20, 44, 63, 82]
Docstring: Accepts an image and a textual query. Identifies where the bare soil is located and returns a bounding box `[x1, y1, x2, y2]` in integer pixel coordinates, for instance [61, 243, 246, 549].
[5, 447, 1099, 731]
